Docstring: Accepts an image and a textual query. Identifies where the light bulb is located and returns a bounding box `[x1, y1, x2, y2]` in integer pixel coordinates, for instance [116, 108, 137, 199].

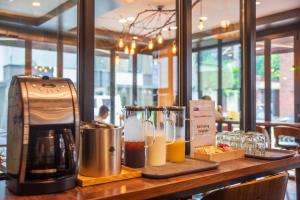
[115, 54, 120, 64]
[124, 46, 129, 54]
[130, 48, 135, 55]
[119, 38, 124, 48]
[148, 40, 154, 50]
[131, 39, 136, 49]
[198, 19, 204, 31]
[157, 34, 163, 44]
[172, 42, 177, 54]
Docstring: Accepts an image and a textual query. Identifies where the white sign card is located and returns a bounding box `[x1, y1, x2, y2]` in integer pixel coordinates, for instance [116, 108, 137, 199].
[189, 100, 216, 157]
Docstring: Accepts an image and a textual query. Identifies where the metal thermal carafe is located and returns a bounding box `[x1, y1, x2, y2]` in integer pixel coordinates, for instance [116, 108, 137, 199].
[6, 76, 80, 195]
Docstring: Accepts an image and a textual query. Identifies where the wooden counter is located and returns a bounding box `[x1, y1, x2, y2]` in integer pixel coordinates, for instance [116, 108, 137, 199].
[2, 156, 300, 200]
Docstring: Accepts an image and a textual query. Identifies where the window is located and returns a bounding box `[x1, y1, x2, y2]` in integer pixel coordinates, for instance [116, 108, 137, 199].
[115, 53, 133, 125]
[32, 42, 57, 77]
[137, 54, 157, 106]
[256, 42, 265, 121]
[199, 48, 218, 102]
[94, 49, 111, 123]
[63, 45, 78, 85]
[271, 36, 295, 122]
[0, 39, 25, 144]
[192, 52, 199, 100]
[222, 45, 241, 120]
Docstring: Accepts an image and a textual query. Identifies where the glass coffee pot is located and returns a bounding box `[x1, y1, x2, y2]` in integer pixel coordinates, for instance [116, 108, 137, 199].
[123, 106, 154, 168]
[165, 106, 194, 163]
[145, 106, 175, 166]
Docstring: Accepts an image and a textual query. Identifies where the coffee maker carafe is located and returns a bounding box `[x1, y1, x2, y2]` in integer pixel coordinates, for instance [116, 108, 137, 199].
[6, 76, 79, 195]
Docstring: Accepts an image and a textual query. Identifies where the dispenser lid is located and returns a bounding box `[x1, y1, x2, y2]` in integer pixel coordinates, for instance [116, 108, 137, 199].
[124, 106, 146, 111]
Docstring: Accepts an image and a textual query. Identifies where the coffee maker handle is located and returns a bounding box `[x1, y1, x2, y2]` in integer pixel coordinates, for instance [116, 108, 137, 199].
[62, 130, 77, 173]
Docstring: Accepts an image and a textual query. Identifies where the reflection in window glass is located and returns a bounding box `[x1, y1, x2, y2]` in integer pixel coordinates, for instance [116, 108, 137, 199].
[199, 48, 218, 102]
[271, 36, 294, 122]
[32, 42, 57, 77]
[94, 49, 111, 123]
[137, 54, 156, 106]
[256, 42, 265, 121]
[115, 53, 133, 125]
[0, 40, 25, 144]
[222, 45, 241, 120]
[63, 45, 77, 85]
[192, 52, 198, 100]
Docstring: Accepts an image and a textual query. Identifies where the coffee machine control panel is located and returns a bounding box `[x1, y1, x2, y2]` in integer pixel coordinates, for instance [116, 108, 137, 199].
[25, 80, 74, 125]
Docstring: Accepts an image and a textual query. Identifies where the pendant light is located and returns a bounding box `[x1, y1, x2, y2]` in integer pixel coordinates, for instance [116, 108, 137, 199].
[119, 38, 124, 48]
[157, 33, 163, 44]
[130, 48, 135, 55]
[124, 46, 129, 54]
[198, 0, 207, 31]
[131, 39, 136, 49]
[148, 40, 154, 50]
[172, 41, 177, 54]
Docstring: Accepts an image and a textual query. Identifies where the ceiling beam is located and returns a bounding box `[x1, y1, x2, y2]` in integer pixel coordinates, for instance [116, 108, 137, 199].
[37, 0, 77, 25]
[192, 7, 300, 41]
[0, 0, 77, 26]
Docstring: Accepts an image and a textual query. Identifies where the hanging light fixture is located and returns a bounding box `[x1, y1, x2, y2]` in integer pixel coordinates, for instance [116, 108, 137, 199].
[157, 33, 163, 44]
[131, 39, 136, 49]
[197, 0, 207, 31]
[148, 40, 154, 50]
[130, 48, 135, 55]
[172, 41, 177, 54]
[115, 54, 120, 64]
[198, 19, 204, 31]
[119, 38, 124, 48]
[124, 46, 129, 54]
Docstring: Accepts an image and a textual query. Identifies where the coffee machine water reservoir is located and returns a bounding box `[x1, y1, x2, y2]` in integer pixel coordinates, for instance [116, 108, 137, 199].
[6, 76, 80, 195]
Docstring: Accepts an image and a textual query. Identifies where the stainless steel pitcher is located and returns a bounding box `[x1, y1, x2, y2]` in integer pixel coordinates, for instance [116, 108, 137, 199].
[79, 122, 122, 177]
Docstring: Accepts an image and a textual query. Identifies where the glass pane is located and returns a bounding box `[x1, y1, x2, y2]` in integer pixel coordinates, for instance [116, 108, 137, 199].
[137, 54, 156, 106]
[0, 40, 25, 144]
[271, 36, 295, 122]
[32, 42, 57, 77]
[94, 49, 111, 123]
[192, 52, 199, 100]
[222, 44, 241, 120]
[256, 41, 265, 121]
[116, 53, 133, 125]
[199, 48, 218, 102]
[63, 45, 77, 85]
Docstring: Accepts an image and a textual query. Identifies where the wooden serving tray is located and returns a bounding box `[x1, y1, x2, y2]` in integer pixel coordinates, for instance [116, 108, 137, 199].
[141, 158, 219, 179]
[194, 149, 245, 162]
[245, 148, 296, 160]
[77, 166, 141, 187]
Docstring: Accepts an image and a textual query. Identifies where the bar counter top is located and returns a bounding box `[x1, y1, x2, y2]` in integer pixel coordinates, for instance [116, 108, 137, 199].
[2, 156, 300, 200]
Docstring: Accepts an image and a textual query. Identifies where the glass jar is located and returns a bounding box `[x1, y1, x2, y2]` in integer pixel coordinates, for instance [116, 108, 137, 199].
[123, 106, 153, 168]
[165, 106, 193, 163]
[145, 106, 175, 166]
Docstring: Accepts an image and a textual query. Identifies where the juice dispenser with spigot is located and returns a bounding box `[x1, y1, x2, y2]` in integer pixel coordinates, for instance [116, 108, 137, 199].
[145, 106, 175, 166]
[123, 106, 154, 168]
[165, 106, 194, 163]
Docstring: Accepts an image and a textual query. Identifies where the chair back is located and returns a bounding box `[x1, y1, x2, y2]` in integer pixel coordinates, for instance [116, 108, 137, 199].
[273, 126, 300, 148]
[256, 126, 271, 148]
[202, 173, 288, 200]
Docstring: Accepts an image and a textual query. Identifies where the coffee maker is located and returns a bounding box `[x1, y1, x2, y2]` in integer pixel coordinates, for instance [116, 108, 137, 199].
[6, 76, 80, 195]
